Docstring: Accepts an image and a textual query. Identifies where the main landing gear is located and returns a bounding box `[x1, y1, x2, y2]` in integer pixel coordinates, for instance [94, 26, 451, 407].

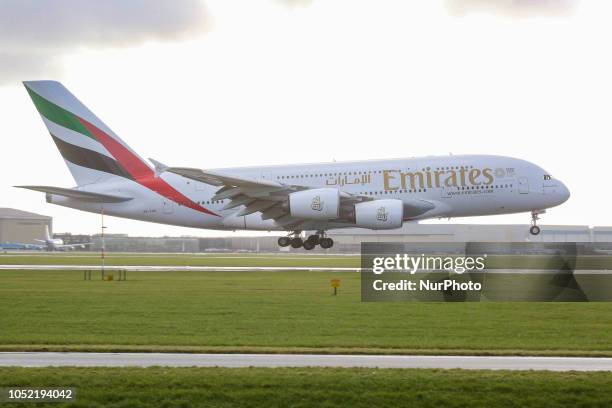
[277, 230, 334, 250]
[529, 210, 544, 236]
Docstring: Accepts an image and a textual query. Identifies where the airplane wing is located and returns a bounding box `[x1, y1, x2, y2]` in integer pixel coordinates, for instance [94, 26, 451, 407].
[15, 186, 133, 203]
[166, 167, 435, 229]
[166, 167, 374, 228]
[167, 167, 283, 189]
[54, 243, 91, 250]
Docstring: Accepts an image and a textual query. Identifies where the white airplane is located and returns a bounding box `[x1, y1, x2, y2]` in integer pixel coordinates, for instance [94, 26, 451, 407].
[34, 226, 90, 251]
[0, 226, 89, 251]
[17, 81, 570, 250]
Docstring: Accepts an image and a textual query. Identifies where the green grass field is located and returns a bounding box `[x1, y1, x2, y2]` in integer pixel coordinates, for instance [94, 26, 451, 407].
[2, 269, 612, 355]
[1, 367, 612, 408]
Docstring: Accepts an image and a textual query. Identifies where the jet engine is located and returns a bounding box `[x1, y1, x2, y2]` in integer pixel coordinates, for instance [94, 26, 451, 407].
[289, 188, 340, 219]
[354, 199, 403, 229]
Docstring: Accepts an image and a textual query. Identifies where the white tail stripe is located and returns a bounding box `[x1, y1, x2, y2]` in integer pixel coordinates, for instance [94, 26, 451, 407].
[42, 116, 114, 159]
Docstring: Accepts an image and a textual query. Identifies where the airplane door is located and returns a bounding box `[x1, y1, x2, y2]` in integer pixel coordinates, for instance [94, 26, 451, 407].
[518, 177, 529, 194]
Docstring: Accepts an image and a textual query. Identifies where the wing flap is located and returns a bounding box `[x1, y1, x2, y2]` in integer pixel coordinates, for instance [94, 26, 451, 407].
[235, 200, 278, 216]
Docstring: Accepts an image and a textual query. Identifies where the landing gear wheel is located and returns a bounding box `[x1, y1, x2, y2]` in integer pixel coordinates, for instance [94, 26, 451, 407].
[529, 211, 543, 236]
[290, 237, 304, 248]
[306, 235, 320, 245]
[303, 240, 316, 250]
[320, 237, 334, 249]
[278, 237, 291, 247]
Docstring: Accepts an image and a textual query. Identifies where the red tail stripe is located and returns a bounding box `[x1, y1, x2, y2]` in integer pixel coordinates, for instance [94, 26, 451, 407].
[77, 118, 219, 217]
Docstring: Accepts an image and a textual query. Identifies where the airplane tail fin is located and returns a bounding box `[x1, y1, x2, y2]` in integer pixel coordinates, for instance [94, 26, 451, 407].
[44, 225, 51, 241]
[23, 81, 154, 186]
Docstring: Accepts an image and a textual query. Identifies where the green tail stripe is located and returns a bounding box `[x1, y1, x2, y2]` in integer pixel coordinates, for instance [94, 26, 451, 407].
[25, 86, 95, 140]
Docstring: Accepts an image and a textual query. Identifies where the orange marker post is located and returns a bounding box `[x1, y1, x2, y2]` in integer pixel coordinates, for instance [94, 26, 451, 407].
[331, 278, 341, 295]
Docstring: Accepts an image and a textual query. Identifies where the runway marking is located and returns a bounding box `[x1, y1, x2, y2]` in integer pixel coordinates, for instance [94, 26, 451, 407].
[1, 353, 612, 371]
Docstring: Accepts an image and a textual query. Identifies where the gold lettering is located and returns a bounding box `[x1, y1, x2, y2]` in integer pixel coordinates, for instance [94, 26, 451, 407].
[434, 170, 445, 188]
[482, 168, 494, 185]
[469, 168, 482, 185]
[401, 171, 424, 190]
[459, 167, 467, 186]
[425, 167, 432, 188]
[383, 170, 399, 191]
[444, 170, 457, 187]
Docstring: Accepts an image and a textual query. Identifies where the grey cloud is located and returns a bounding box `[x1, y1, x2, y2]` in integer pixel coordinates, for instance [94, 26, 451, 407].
[0, 51, 63, 87]
[0, 0, 210, 85]
[447, 0, 578, 18]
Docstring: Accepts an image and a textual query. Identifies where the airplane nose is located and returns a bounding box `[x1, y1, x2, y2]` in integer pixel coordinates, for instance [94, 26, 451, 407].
[558, 180, 570, 204]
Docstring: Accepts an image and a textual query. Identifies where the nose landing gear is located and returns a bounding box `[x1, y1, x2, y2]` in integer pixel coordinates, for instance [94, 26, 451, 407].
[529, 210, 544, 236]
[278, 230, 334, 250]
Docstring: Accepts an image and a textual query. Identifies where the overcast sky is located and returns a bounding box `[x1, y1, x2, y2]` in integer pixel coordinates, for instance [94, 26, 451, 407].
[0, 0, 608, 237]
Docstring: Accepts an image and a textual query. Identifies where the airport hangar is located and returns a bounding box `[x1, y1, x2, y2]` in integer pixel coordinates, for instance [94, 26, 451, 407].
[0, 208, 51, 244]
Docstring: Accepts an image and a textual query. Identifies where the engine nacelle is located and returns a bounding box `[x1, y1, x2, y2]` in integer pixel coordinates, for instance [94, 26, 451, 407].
[289, 188, 340, 219]
[354, 199, 404, 229]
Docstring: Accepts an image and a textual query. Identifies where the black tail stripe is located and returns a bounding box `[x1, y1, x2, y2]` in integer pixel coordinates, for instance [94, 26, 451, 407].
[50, 134, 133, 180]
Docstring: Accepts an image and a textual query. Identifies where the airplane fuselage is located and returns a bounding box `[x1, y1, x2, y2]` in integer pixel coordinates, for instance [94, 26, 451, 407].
[20, 81, 572, 248]
[47, 154, 570, 232]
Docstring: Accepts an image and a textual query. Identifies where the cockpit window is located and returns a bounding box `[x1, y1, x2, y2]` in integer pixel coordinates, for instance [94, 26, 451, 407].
[544, 175, 552, 180]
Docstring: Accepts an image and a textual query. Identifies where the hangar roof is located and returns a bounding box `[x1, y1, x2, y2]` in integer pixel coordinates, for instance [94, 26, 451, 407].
[0, 208, 51, 220]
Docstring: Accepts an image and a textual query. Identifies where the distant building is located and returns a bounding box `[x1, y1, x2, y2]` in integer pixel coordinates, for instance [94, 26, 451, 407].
[53, 232, 93, 246]
[327, 224, 612, 252]
[0, 208, 52, 244]
[89, 235, 281, 253]
[85, 225, 612, 253]
[30, 223, 612, 253]
[91, 236, 201, 253]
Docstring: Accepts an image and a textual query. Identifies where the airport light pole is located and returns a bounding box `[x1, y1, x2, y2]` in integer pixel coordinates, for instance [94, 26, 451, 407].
[101, 207, 106, 280]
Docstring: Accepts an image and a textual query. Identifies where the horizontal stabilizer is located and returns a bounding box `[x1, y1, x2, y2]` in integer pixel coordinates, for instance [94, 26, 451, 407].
[15, 185, 133, 203]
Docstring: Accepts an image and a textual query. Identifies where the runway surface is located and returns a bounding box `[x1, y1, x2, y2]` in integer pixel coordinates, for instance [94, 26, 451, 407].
[2, 353, 612, 371]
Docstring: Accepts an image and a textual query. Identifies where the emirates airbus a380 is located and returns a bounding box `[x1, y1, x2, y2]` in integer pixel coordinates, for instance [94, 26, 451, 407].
[17, 81, 570, 250]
